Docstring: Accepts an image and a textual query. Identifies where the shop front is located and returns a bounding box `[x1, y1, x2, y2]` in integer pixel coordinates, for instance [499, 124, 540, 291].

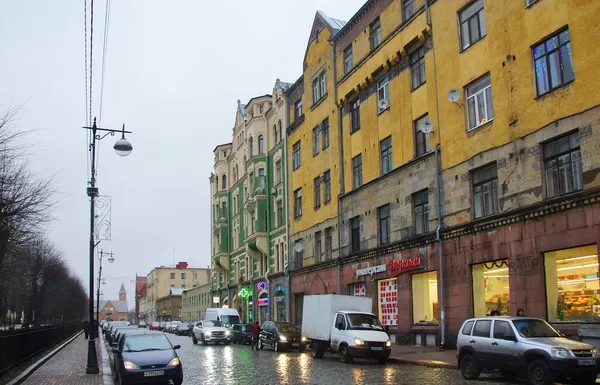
[254, 280, 268, 325]
[272, 284, 286, 322]
[238, 286, 252, 323]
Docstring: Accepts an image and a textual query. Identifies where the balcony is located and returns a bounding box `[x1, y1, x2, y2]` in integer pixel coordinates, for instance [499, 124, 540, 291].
[213, 251, 229, 271]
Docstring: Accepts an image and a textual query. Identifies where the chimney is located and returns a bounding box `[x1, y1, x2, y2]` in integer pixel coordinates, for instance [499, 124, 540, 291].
[175, 262, 188, 269]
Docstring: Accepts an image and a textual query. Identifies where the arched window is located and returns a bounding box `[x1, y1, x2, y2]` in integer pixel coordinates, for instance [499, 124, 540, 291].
[215, 176, 219, 193]
[273, 125, 278, 144]
[249, 137, 254, 157]
[222, 175, 227, 189]
[258, 135, 264, 154]
[278, 120, 283, 143]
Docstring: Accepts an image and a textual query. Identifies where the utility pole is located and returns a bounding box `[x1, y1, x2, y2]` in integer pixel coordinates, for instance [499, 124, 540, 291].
[96, 250, 114, 323]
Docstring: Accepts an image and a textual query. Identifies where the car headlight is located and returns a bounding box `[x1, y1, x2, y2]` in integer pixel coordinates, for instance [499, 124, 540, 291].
[301, 336, 307, 342]
[225, 330, 230, 336]
[205, 331, 211, 336]
[592, 349, 600, 357]
[167, 357, 180, 367]
[551, 347, 572, 358]
[354, 338, 365, 346]
[279, 335, 287, 341]
[123, 361, 139, 370]
[385, 339, 392, 347]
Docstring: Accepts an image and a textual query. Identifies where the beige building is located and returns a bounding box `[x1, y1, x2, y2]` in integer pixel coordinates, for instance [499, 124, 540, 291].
[182, 283, 212, 323]
[143, 262, 210, 322]
[156, 288, 185, 322]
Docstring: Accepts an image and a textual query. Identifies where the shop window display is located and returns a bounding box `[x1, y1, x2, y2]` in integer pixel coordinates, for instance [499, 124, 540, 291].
[472, 260, 510, 316]
[378, 278, 398, 326]
[545, 245, 599, 322]
[412, 271, 439, 325]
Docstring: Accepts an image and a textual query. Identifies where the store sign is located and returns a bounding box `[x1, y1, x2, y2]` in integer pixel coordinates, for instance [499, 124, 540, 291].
[388, 255, 422, 277]
[257, 282, 266, 291]
[356, 264, 387, 278]
[239, 288, 252, 298]
[257, 298, 269, 306]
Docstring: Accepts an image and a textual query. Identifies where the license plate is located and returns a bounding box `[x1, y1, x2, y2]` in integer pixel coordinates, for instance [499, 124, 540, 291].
[144, 371, 164, 377]
[579, 359, 596, 366]
[371, 347, 383, 351]
[292, 343, 299, 347]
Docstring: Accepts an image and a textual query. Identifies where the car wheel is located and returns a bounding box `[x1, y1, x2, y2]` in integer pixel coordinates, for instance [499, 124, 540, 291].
[258, 338, 263, 350]
[340, 345, 353, 364]
[459, 354, 480, 380]
[201, 334, 206, 345]
[192, 334, 197, 345]
[527, 359, 554, 385]
[274, 340, 279, 352]
[500, 370, 517, 381]
[311, 343, 324, 359]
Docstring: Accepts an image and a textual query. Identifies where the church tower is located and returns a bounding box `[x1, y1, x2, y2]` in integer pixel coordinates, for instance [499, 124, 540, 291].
[119, 283, 126, 301]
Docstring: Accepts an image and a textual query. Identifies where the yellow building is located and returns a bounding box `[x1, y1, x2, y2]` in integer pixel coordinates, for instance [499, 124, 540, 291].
[182, 283, 212, 323]
[143, 262, 211, 322]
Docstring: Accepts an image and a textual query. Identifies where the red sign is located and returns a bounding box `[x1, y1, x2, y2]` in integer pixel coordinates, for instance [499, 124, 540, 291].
[388, 255, 421, 277]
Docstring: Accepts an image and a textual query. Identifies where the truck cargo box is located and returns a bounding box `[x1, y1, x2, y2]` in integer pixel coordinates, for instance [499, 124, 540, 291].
[301, 295, 373, 341]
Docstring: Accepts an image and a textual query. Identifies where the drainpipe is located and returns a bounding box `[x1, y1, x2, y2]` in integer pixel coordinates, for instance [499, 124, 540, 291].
[426, 0, 446, 348]
[283, 90, 291, 322]
[330, 38, 344, 294]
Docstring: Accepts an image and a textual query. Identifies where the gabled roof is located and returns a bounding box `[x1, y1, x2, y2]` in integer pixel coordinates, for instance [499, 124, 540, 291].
[237, 99, 247, 118]
[303, 10, 347, 71]
[99, 300, 129, 313]
[119, 283, 126, 294]
[316, 10, 347, 33]
[169, 288, 186, 296]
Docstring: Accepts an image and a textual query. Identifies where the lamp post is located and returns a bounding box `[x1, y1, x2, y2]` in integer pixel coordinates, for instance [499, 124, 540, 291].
[96, 250, 114, 324]
[83, 117, 132, 374]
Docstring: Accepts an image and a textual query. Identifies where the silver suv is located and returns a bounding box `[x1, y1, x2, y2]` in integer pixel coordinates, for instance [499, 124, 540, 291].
[457, 316, 600, 385]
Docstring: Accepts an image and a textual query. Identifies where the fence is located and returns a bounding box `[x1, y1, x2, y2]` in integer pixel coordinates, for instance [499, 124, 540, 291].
[0, 323, 81, 375]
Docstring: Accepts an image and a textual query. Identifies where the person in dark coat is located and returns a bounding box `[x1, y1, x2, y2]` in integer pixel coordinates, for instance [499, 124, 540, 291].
[251, 321, 261, 351]
[83, 321, 90, 339]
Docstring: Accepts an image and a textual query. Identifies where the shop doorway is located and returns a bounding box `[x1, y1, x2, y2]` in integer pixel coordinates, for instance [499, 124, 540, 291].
[472, 260, 509, 316]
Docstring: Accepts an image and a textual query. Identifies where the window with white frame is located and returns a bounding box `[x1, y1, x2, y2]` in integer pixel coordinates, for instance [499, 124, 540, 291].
[377, 75, 390, 113]
[321, 118, 329, 150]
[459, 0, 486, 51]
[466, 75, 494, 131]
[258, 168, 265, 190]
[294, 188, 302, 218]
[312, 126, 320, 156]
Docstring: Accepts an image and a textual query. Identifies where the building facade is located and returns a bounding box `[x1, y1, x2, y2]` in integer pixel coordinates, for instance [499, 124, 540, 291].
[96, 283, 129, 322]
[285, 0, 600, 348]
[156, 288, 184, 322]
[182, 283, 212, 322]
[142, 262, 210, 322]
[209, 80, 291, 325]
[134, 275, 147, 322]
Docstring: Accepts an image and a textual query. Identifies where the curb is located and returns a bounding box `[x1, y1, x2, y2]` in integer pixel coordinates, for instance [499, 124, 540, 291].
[6, 331, 83, 385]
[99, 333, 114, 385]
[387, 357, 457, 369]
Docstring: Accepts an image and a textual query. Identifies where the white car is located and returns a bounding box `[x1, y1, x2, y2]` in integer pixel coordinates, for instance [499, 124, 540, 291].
[192, 320, 231, 345]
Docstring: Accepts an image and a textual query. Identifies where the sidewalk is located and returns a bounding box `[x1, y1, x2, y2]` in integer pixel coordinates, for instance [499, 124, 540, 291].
[388, 345, 457, 369]
[15, 333, 113, 385]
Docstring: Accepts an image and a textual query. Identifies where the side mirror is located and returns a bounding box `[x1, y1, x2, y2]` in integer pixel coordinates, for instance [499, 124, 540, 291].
[173, 344, 181, 350]
[503, 335, 517, 342]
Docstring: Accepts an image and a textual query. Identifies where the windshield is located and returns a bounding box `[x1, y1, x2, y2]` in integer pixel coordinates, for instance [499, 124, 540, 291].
[512, 319, 561, 338]
[347, 313, 385, 331]
[171, 321, 182, 324]
[203, 321, 222, 327]
[220, 315, 240, 326]
[276, 323, 301, 333]
[178, 324, 189, 329]
[124, 334, 173, 352]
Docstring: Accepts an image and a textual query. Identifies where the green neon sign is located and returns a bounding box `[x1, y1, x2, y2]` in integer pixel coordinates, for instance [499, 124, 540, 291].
[239, 288, 251, 298]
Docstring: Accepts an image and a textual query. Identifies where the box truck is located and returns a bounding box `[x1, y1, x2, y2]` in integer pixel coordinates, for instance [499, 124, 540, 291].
[301, 294, 392, 364]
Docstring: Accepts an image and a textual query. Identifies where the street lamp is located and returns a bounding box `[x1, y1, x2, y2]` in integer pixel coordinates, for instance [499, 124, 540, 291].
[96, 250, 114, 330]
[83, 117, 132, 374]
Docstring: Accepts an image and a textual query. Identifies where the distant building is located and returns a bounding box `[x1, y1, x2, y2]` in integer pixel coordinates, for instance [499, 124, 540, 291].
[134, 275, 147, 322]
[156, 288, 185, 322]
[182, 283, 212, 322]
[97, 283, 129, 321]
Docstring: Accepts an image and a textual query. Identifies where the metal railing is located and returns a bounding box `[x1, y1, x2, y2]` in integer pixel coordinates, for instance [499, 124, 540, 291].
[0, 323, 81, 375]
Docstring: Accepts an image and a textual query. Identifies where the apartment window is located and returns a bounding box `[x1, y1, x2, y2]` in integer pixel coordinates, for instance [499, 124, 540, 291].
[413, 189, 429, 235]
[472, 163, 499, 219]
[414, 115, 431, 157]
[323, 170, 331, 203]
[181, 273, 186, 279]
[312, 78, 319, 105]
[325, 227, 332, 260]
[276, 200, 283, 227]
[249, 136, 254, 157]
[370, 18, 382, 50]
[544, 132, 582, 198]
[258, 135, 264, 154]
[344, 45, 353, 74]
[294, 188, 302, 218]
[312, 72, 327, 104]
[193, 273, 198, 280]
[350, 98, 361, 132]
[320, 72, 327, 99]
[378, 205, 391, 245]
[170, 273, 175, 279]
[466, 75, 494, 131]
[377, 75, 390, 113]
[350, 217, 361, 253]
[221, 201, 227, 218]
[294, 99, 303, 120]
[314, 231, 322, 263]
[352, 154, 363, 189]
[294, 240, 303, 269]
[259, 105, 264, 114]
[403, 0, 416, 21]
[533, 29, 574, 97]
[273, 125, 278, 144]
[258, 168, 265, 189]
[459, 0, 486, 50]
[321, 118, 330, 150]
[380, 136, 393, 175]
[275, 160, 282, 184]
[410, 46, 426, 89]
[250, 210, 256, 233]
[221, 175, 227, 190]
[312, 126, 320, 155]
[314, 176, 321, 208]
[292, 141, 301, 170]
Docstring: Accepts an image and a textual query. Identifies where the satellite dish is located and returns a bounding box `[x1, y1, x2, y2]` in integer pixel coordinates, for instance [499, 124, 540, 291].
[418, 116, 433, 134]
[377, 99, 389, 111]
[447, 88, 460, 103]
[294, 241, 304, 253]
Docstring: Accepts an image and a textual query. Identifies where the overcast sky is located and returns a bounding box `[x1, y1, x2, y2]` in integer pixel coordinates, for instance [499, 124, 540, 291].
[0, 1, 365, 307]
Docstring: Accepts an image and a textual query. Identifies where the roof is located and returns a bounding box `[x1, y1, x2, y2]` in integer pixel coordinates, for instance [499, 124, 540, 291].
[316, 10, 347, 33]
[332, 0, 374, 42]
[212, 142, 233, 153]
[169, 288, 186, 296]
[303, 11, 347, 72]
[119, 283, 126, 294]
[99, 300, 129, 313]
[237, 99, 247, 118]
[245, 94, 272, 108]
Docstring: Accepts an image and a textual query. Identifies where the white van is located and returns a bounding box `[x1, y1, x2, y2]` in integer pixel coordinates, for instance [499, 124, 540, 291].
[204, 308, 241, 327]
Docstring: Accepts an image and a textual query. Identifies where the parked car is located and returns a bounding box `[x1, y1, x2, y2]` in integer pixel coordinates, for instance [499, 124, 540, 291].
[138, 320, 147, 328]
[108, 326, 138, 345]
[158, 322, 167, 331]
[231, 323, 253, 344]
[258, 321, 307, 352]
[149, 322, 160, 331]
[457, 316, 600, 385]
[175, 323, 191, 336]
[204, 308, 241, 328]
[168, 321, 183, 333]
[192, 320, 231, 345]
[112, 332, 183, 385]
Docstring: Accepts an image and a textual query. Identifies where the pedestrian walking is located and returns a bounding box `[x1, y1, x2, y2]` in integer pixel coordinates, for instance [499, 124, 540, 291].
[83, 320, 90, 339]
[251, 321, 261, 351]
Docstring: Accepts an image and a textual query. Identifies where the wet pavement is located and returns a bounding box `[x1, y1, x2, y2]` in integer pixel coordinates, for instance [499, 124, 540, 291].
[164, 333, 526, 385]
